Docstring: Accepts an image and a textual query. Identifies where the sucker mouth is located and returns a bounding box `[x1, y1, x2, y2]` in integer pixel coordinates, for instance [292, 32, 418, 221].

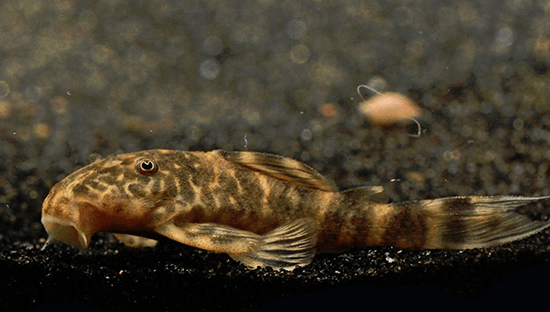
[41, 214, 89, 251]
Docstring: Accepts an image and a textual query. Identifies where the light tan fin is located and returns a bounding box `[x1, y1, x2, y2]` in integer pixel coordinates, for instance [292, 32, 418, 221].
[155, 218, 317, 270]
[155, 222, 262, 255]
[229, 218, 318, 270]
[215, 150, 338, 192]
[113, 233, 158, 248]
[341, 185, 388, 203]
[416, 195, 550, 249]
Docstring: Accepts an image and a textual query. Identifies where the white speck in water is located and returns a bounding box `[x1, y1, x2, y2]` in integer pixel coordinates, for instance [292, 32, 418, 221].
[67, 91, 71, 96]
[385, 256, 395, 263]
[199, 59, 220, 80]
[390, 178, 401, 182]
[243, 134, 248, 150]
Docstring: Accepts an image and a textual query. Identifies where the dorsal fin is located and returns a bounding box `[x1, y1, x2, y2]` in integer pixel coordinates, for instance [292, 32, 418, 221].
[215, 150, 338, 192]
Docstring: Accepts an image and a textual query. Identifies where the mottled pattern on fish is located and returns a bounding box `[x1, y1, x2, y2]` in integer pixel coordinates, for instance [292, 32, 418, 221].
[41, 149, 550, 269]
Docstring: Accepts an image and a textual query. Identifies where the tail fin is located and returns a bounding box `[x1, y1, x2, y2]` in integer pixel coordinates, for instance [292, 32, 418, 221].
[388, 196, 550, 250]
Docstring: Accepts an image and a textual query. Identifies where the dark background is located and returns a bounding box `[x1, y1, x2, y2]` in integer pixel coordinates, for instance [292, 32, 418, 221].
[1, 1, 550, 311]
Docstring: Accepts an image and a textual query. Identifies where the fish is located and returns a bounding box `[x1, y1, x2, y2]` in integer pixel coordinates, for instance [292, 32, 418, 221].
[41, 149, 550, 270]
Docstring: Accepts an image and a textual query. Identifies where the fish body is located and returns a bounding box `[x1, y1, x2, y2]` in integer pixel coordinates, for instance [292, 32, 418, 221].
[41, 149, 550, 269]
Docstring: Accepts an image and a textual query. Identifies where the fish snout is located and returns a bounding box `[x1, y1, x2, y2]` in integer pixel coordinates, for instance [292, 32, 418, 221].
[41, 214, 90, 251]
[41, 193, 92, 251]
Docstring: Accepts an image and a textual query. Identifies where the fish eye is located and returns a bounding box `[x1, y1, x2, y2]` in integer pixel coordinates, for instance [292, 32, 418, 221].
[135, 158, 158, 176]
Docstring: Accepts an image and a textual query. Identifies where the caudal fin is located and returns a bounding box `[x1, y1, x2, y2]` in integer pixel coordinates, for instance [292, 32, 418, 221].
[391, 196, 550, 250]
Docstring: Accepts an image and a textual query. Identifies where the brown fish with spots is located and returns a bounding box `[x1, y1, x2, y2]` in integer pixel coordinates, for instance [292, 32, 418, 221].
[41, 149, 550, 269]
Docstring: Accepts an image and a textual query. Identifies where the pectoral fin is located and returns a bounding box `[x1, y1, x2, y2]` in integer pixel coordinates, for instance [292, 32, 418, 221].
[229, 218, 318, 270]
[155, 218, 318, 270]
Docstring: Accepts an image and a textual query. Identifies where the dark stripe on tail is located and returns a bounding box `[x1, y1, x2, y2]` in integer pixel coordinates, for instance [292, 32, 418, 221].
[428, 196, 550, 249]
[441, 197, 473, 246]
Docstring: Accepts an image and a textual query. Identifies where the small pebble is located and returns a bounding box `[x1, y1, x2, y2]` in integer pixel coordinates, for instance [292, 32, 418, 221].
[358, 92, 421, 125]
